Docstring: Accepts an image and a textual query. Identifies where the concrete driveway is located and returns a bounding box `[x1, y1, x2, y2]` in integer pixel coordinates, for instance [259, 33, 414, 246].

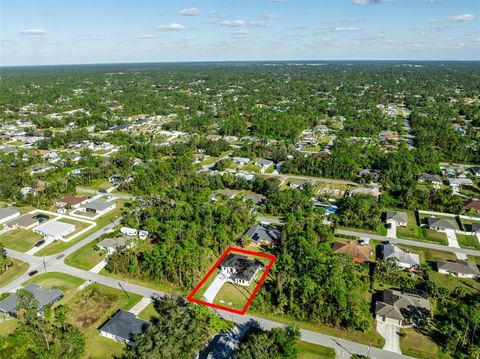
[376, 321, 402, 354]
[445, 229, 467, 260]
[386, 221, 397, 238]
[203, 272, 228, 303]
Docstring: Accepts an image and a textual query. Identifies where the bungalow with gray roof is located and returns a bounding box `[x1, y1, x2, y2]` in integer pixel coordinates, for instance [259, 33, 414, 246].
[381, 243, 420, 270]
[245, 224, 280, 246]
[0, 283, 63, 317]
[0, 208, 20, 225]
[418, 173, 442, 188]
[99, 309, 149, 346]
[436, 260, 479, 279]
[81, 198, 116, 215]
[385, 211, 408, 227]
[427, 217, 458, 231]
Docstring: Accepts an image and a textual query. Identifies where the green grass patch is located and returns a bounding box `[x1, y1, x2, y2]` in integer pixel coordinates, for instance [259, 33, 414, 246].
[86, 180, 113, 191]
[296, 341, 335, 359]
[456, 233, 480, 250]
[0, 258, 28, 288]
[66, 283, 142, 359]
[137, 302, 158, 321]
[400, 328, 444, 359]
[64, 239, 106, 271]
[242, 163, 261, 173]
[0, 228, 43, 252]
[429, 271, 480, 294]
[0, 319, 18, 336]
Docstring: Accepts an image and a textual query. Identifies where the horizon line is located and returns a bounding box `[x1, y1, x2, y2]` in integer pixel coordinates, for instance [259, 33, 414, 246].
[2, 59, 480, 68]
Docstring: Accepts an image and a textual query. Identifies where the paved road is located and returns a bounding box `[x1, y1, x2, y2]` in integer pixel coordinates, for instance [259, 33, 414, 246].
[76, 187, 134, 200]
[1, 221, 414, 359]
[336, 229, 480, 257]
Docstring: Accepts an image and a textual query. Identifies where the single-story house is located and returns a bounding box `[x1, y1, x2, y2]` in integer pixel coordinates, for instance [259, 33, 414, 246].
[448, 177, 473, 189]
[200, 324, 249, 359]
[418, 173, 442, 188]
[236, 172, 255, 182]
[381, 243, 420, 270]
[255, 159, 274, 169]
[81, 198, 116, 215]
[427, 217, 458, 232]
[347, 184, 381, 199]
[464, 200, 480, 214]
[242, 193, 265, 205]
[333, 241, 372, 263]
[33, 220, 76, 240]
[4, 213, 49, 230]
[30, 163, 54, 176]
[206, 134, 222, 141]
[120, 227, 138, 236]
[245, 224, 280, 246]
[289, 179, 309, 189]
[99, 309, 149, 346]
[375, 289, 431, 326]
[0, 208, 20, 225]
[0, 283, 63, 317]
[385, 211, 408, 227]
[97, 237, 132, 255]
[219, 253, 264, 286]
[436, 260, 479, 279]
[55, 196, 88, 209]
[469, 166, 480, 177]
[232, 157, 250, 166]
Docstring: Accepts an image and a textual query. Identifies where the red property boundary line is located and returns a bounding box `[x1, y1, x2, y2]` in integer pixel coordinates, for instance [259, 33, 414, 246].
[187, 247, 276, 315]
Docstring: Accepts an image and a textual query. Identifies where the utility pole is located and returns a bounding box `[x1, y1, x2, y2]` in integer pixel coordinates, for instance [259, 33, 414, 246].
[43, 258, 47, 272]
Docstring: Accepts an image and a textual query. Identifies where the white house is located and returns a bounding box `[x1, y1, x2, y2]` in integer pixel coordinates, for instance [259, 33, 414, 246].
[233, 157, 250, 166]
[33, 220, 76, 241]
[381, 243, 420, 270]
[219, 253, 263, 286]
[120, 227, 138, 237]
[436, 260, 479, 279]
[81, 199, 116, 215]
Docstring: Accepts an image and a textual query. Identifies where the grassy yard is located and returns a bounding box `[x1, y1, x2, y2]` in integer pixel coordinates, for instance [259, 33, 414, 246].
[429, 271, 480, 294]
[400, 328, 444, 359]
[296, 341, 336, 359]
[213, 281, 257, 312]
[242, 162, 261, 173]
[248, 310, 384, 348]
[35, 200, 127, 256]
[64, 239, 106, 270]
[24, 272, 85, 304]
[0, 228, 43, 252]
[85, 180, 113, 191]
[0, 319, 19, 336]
[456, 233, 480, 250]
[137, 302, 158, 321]
[99, 268, 185, 296]
[67, 283, 142, 359]
[0, 258, 28, 288]
[394, 244, 456, 263]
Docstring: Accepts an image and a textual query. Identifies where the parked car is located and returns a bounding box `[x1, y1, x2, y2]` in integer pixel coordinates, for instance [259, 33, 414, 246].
[35, 239, 46, 247]
[28, 270, 38, 277]
[56, 254, 65, 260]
[99, 189, 108, 194]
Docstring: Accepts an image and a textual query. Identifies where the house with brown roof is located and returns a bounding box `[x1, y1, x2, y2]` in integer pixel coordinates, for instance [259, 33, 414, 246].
[333, 241, 372, 263]
[464, 200, 480, 214]
[55, 196, 88, 209]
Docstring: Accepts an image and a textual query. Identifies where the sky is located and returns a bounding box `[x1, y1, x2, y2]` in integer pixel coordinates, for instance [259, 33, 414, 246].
[1, 0, 479, 66]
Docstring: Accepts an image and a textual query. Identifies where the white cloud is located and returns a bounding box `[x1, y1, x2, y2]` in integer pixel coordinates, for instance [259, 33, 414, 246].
[20, 28, 46, 35]
[218, 20, 245, 27]
[264, 14, 278, 20]
[178, 7, 200, 16]
[333, 27, 362, 32]
[133, 34, 156, 40]
[353, 0, 389, 5]
[157, 23, 186, 31]
[233, 29, 249, 37]
[250, 20, 267, 27]
[450, 14, 475, 22]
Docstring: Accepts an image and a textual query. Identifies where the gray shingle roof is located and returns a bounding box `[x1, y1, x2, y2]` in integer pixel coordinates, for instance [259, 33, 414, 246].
[0, 283, 63, 315]
[427, 217, 458, 230]
[375, 290, 431, 322]
[220, 254, 263, 282]
[382, 244, 420, 267]
[385, 211, 407, 224]
[99, 310, 149, 342]
[437, 260, 479, 276]
[83, 199, 113, 212]
[245, 224, 280, 244]
[0, 208, 19, 222]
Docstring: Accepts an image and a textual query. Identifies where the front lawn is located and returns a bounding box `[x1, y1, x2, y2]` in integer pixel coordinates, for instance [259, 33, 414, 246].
[429, 271, 480, 294]
[0, 228, 43, 252]
[137, 302, 158, 321]
[456, 233, 480, 250]
[64, 239, 106, 270]
[67, 283, 142, 359]
[0, 258, 28, 288]
[400, 328, 442, 359]
[297, 341, 336, 359]
[0, 319, 18, 336]
[213, 281, 257, 313]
